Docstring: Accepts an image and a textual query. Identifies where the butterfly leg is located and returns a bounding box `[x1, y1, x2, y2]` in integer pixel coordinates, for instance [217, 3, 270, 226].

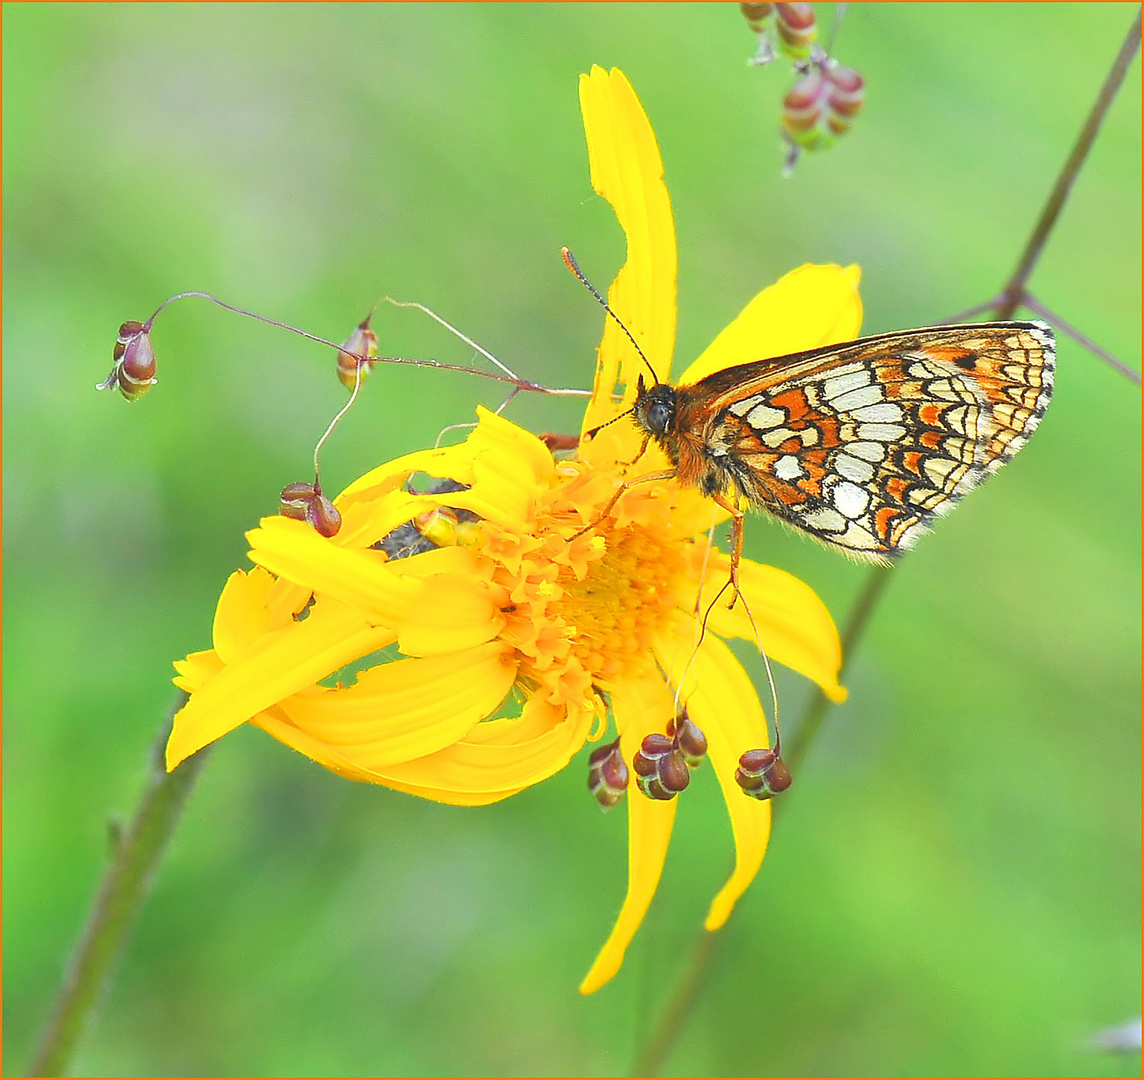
[710, 492, 747, 610]
[567, 468, 678, 541]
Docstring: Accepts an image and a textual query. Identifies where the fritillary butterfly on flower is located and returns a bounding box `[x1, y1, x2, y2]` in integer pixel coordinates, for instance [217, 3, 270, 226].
[621, 320, 1055, 563]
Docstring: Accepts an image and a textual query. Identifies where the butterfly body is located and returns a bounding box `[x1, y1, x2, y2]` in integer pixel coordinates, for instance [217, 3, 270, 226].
[632, 321, 1055, 562]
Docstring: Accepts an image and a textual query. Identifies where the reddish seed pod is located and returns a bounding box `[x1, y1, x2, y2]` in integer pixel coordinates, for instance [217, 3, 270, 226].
[782, 61, 865, 153]
[668, 709, 708, 768]
[774, 2, 817, 59]
[740, 1, 774, 31]
[279, 481, 342, 537]
[97, 320, 157, 402]
[336, 315, 379, 390]
[633, 733, 691, 801]
[735, 747, 793, 801]
[588, 739, 630, 810]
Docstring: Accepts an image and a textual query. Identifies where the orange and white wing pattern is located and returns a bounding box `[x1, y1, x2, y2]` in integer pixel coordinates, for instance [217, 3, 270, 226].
[675, 322, 1055, 561]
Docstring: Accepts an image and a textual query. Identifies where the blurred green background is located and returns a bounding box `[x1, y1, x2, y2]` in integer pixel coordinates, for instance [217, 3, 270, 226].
[4, 4, 1140, 1077]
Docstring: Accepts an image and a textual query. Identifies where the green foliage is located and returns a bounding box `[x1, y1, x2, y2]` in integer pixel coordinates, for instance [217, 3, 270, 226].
[4, 4, 1139, 1076]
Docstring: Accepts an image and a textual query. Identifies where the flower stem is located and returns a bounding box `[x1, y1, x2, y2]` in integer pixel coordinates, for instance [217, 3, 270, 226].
[28, 708, 209, 1078]
[629, 12, 1140, 1076]
[994, 6, 1141, 320]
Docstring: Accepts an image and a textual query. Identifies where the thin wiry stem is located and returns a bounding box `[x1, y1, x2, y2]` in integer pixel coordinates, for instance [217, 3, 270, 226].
[1022, 293, 1141, 386]
[630, 11, 1141, 1076]
[994, 6, 1141, 320]
[28, 710, 207, 1078]
[145, 290, 592, 398]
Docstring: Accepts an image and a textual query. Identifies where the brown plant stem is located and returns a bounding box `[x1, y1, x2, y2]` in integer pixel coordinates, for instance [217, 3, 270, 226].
[630, 11, 1141, 1076]
[994, 6, 1140, 320]
[28, 709, 208, 1078]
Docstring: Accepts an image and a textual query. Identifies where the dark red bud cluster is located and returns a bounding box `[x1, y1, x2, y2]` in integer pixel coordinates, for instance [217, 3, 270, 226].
[633, 709, 709, 801]
[782, 61, 865, 152]
[587, 739, 629, 810]
[734, 746, 793, 801]
[279, 480, 342, 537]
[668, 709, 709, 768]
[336, 316, 379, 391]
[97, 321, 157, 402]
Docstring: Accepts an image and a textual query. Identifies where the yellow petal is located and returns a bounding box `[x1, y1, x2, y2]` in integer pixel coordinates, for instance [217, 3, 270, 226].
[383, 695, 593, 794]
[172, 648, 222, 694]
[246, 517, 505, 653]
[680, 634, 773, 930]
[676, 263, 863, 387]
[577, 66, 677, 438]
[211, 568, 279, 663]
[702, 556, 847, 702]
[248, 515, 418, 622]
[579, 667, 676, 994]
[165, 597, 393, 770]
[336, 408, 554, 533]
[260, 695, 593, 805]
[279, 641, 517, 766]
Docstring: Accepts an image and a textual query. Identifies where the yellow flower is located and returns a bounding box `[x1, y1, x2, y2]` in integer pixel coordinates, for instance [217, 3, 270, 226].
[167, 65, 858, 994]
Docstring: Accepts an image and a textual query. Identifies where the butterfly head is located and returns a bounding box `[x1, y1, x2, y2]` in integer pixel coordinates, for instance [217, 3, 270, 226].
[632, 374, 678, 439]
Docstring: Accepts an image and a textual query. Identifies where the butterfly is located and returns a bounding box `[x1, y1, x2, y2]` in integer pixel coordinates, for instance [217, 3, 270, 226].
[625, 321, 1056, 564]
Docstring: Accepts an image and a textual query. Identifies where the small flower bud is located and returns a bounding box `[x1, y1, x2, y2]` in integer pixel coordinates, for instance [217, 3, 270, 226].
[588, 739, 629, 809]
[97, 321, 157, 402]
[781, 62, 865, 153]
[336, 315, 379, 390]
[774, 2, 817, 60]
[633, 733, 691, 801]
[668, 709, 708, 768]
[735, 747, 793, 800]
[279, 481, 342, 537]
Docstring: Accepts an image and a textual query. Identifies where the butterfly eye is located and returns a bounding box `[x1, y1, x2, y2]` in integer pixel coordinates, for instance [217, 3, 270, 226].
[645, 399, 673, 435]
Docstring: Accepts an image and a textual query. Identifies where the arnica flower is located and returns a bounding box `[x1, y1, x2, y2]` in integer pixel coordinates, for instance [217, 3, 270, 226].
[167, 66, 855, 994]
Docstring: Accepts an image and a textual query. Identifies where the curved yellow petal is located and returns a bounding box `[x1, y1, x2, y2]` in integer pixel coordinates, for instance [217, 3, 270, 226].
[279, 641, 517, 766]
[246, 517, 505, 653]
[681, 634, 773, 930]
[578, 66, 677, 438]
[375, 695, 592, 795]
[702, 556, 846, 702]
[210, 568, 280, 663]
[165, 598, 393, 771]
[172, 648, 222, 694]
[676, 263, 863, 387]
[336, 408, 555, 533]
[579, 667, 676, 994]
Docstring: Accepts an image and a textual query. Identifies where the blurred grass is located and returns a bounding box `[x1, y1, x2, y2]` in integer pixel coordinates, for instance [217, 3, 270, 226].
[3, 4, 1140, 1077]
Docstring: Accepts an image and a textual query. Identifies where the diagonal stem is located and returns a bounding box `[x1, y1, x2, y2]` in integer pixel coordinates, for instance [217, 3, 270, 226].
[994, 6, 1141, 319]
[630, 11, 1141, 1076]
[27, 708, 208, 1078]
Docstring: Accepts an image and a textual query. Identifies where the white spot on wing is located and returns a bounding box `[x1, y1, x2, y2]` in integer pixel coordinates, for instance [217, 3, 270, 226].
[821, 368, 871, 400]
[836, 454, 875, 483]
[745, 402, 787, 430]
[774, 455, 804, 481]
[801, 506, 847, 533]
[847, 440, 887, 463]
[850, 402, 904, 423]
[830, 384, 884, 412]
[832, 481, 870, 518]
[857, 422, 907, 442]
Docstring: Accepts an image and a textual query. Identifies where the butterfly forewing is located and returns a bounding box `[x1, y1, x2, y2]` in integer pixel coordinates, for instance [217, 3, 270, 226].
[672, 322, 1055, 560]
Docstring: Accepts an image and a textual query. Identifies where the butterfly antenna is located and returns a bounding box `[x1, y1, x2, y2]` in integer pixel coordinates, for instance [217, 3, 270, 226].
[561, 247, 661, 385]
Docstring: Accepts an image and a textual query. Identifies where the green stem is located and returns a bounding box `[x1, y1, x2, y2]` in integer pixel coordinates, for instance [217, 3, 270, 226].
[630, 12, 1141, 1075]
[28, 707, 208, 1078]
[995, 6, 1141, 320]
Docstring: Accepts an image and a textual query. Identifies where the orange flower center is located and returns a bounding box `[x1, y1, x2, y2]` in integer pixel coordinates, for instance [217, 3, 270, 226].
[553, 524, 685, 685]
